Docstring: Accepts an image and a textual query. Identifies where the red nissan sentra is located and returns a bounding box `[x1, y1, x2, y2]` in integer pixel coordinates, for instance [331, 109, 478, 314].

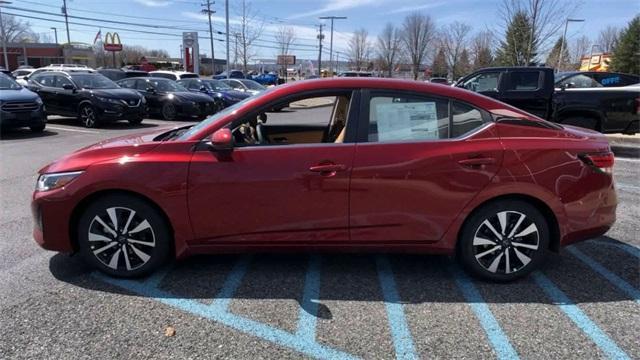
[32, 78, 617, 281]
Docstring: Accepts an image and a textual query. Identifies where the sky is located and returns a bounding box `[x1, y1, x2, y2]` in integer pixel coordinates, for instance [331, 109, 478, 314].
[7, 0, 639, 60]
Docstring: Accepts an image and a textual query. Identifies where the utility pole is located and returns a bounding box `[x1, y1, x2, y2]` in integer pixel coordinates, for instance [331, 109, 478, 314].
[51, 27, 58, 44]
[201, 0, 216, 74]
[0, 1, 11, 70]
[316, 24, 324, 76]
[225, 0, 230, 78]
[319, 16, 346, 76]
[62, 0, 70, 44]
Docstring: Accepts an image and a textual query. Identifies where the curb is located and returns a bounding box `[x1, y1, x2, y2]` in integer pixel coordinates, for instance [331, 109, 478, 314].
[611, 144, 640, 158]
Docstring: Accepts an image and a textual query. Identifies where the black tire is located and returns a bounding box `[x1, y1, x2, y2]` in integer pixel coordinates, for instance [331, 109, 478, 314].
[561, 116, 599, 132]
[30, 123, 46, 133]
[78, 104, 99, 128]
[77, 194, 171, 277]
[458, 200, 549, 282]
[128, 117, 143, 125]
[161, 102, 177, 121]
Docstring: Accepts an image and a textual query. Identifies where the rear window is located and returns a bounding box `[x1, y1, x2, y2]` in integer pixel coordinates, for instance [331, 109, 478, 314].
[506, 71, 540, 91]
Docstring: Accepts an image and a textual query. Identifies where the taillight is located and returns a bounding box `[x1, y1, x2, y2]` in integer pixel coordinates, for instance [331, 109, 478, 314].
[579, 152, 615, 174]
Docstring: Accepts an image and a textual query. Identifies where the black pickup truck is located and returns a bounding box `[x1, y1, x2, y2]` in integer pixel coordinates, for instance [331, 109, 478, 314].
[455, 67, 639, 134]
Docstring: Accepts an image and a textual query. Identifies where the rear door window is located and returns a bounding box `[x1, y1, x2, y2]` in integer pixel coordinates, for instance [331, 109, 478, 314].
[505, 71, 540, 91]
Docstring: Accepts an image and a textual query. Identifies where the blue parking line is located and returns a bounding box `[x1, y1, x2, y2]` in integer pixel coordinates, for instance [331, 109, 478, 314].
[589, 240, 640, 259]
[532, 272, 631, 360]
[96, 271, 358, 360]
[209, 255, 252, 311]
[375, 256, 418, 360]
[297, 255, 321, 341]
[449, 265, 520, 360]
[567, 246, 640, 304]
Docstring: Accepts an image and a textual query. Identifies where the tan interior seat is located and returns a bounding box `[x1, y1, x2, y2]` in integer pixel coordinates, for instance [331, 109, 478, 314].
[332, 96, 350, 143]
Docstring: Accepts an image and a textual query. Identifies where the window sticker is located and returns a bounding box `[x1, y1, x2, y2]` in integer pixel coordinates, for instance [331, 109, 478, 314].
[374, 102, 439, 141]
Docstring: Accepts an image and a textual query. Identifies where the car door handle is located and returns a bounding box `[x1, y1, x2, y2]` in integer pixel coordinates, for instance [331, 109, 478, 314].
[309, 163, 347, 176]
[458, 157, 496, 167]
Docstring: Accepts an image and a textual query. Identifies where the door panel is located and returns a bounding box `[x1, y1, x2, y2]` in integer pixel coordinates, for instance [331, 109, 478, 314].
[349, 128, 503, 242]
[188, 144, 355, 243]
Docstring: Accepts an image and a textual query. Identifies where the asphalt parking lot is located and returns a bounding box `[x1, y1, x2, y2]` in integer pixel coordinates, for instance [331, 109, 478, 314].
[1, 115, 639, 359]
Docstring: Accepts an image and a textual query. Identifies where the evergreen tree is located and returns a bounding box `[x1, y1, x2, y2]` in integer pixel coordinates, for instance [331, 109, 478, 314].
[495, 11, 537, 66]
[454, 49, 472, 79]
[546, 36, 571, 70]
[610, 16, 639, 74]
[431, 47, 448, 77]
[473, 46, 493, 70]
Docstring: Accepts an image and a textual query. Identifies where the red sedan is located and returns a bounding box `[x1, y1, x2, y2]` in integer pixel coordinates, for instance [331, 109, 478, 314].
[32, 78, 616, 281]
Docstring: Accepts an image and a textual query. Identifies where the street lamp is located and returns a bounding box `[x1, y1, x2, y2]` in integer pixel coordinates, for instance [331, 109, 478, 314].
[0, 0, 13, 70]
[557, 18, 585, 72]
[50, 27, 58, 44]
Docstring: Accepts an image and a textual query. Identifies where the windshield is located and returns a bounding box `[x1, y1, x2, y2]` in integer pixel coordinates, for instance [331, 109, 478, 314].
[177, 87, 277, 140]
[240, 80, 265, 90]
[152, 79, 188, 92]
[71, 74, 119, 89]
[0, 73, 21, 89]
[204, 79, 232, 91]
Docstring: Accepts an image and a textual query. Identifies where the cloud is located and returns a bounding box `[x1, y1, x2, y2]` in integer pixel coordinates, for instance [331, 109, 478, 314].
[389, 2, 447, 14]
[288, 0, 379, 19]
[133, 0, 171, 7]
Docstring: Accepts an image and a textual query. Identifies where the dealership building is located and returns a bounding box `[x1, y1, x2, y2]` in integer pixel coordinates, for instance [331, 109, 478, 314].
[0, 42, 96, 70]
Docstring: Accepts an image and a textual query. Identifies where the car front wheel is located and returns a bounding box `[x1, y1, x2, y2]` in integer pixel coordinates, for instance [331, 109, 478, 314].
[79, 104, 99, 128]
[77, 194, 171, 277]
[161, 102, 177, 121]
[458, 200, 549, 282]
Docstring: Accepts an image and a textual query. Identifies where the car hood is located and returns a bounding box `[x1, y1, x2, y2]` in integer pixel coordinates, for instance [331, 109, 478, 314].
[0, 86, 39, 101]
[89, 88, 142, 100]
[167, 91, 213, 102]
[39, 126, 178, 174]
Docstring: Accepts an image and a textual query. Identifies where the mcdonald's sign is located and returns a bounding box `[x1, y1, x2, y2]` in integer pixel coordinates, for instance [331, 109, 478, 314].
[103, 32, 123, 52]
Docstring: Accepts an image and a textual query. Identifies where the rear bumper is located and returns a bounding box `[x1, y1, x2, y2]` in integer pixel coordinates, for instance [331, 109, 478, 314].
[559, 181, 617, 246]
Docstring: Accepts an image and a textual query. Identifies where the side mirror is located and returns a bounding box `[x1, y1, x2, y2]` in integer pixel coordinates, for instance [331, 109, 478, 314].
[209, 128, 233, 151]
[62, 83, 75, 90]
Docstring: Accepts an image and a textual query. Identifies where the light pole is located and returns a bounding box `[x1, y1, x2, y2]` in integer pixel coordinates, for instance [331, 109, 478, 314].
[225, 0, 230, 78]
[557, 18, 584, 72]
[0, 1, 12, 70]
[319, 16, 346, 76]
[51, 27, 58, 44]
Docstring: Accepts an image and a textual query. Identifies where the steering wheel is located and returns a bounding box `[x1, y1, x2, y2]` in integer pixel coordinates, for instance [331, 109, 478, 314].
[256, 123, 266, 144]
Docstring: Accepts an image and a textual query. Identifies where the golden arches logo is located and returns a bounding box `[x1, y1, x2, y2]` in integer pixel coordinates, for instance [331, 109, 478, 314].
[103, 32, 123, 51]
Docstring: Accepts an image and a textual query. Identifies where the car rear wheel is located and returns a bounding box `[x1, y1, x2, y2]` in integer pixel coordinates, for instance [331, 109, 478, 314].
[79, 104, 99, 128]
[161, 103, 177, 121]
[458, 200, 549, 282]
[561, 116, 599, 132]
[77, 194, 171, 277]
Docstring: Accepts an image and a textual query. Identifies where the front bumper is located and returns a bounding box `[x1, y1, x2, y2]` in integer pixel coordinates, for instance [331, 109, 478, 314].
[178, 101, 216, 118]
[31, 187, 76, 253]
[0, 108, 46, 128]
[95, 100, 146, 121]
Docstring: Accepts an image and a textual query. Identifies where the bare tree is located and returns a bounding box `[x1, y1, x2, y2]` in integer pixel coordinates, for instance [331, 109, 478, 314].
[0, 14, 39, 43]
[597, 26, 620, 53]
[401, 12, 436, 80]
[234, 0, 264, 74]
[376, 23, 402, 77]
[471, 30, 494, 69]
[275, 25, 296, 55]
[348, 28, 371, 71]
[570, 35, 590, 65]
[498, 0, 579, 65]
[440, 21, 472, 79]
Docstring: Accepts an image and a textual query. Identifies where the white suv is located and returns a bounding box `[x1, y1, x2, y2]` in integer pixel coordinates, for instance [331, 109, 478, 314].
[149, 70, 199, 81]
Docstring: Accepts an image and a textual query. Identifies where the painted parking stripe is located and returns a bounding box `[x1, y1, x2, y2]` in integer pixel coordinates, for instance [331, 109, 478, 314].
[532, 272, 631, 360]
[449, 265, 520, 360]
[591, 240, 640, 259]
[376, 256, 418, 360]
[96, 270, 357, 360]
[46, 126, 100, 134]
[567, 246, 640, 304]
[296, 255, 321, 341]
[208, 255, 252, 311]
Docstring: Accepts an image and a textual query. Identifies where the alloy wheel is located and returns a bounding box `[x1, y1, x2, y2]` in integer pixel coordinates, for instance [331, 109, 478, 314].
[472, 210, 539, 275]
[88, 206, 156, 271]
[80, 106, 96, 127]
[162, 103, 177, 120]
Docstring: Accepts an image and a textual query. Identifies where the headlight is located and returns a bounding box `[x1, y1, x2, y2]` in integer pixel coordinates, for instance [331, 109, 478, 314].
[36, 171, 83, 192]
[95, 96, 121, 104]
[35, 97, 43, 105]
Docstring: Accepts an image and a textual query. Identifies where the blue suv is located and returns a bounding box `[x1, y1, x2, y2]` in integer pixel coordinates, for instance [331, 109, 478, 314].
[0, 73, 46, 132]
